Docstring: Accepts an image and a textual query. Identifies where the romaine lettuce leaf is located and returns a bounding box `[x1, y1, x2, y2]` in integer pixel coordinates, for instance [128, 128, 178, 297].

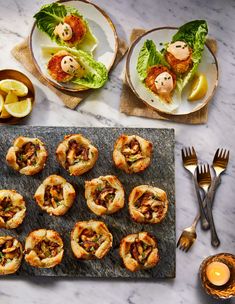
[41, 46, 108, 89]
[172, 20, 208, 92]
[34, 3, 97, 52]
[136, 39, 169, 81]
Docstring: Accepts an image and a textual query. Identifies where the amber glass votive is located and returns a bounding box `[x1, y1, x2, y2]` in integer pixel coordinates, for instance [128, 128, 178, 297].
[200, 253, 235, 299]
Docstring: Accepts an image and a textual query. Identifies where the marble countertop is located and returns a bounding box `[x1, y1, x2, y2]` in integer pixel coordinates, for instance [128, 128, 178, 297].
[0, 0, 234, 303]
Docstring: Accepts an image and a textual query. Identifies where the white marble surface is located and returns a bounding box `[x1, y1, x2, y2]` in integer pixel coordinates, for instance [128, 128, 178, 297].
[0, 0, 235, 303]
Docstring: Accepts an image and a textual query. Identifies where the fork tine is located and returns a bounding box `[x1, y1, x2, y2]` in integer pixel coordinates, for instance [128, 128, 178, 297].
[181, 148, 186, 159]
[216, 148, 221, 158]
[223, 149, 229, 160]
[201, 164, 205, 174]
[182, 148, 186, 158]
[196, 165, 200, 174]
[201, 164, 204, 173]
[191, 146, 196, 157]
[219, 148, 223, 158]
[201, 164, 204, 174]
[185, 246, 191, 252]
[176, 238, 180, 247]
[186, 147, 190, 157]
[180, 244, 185, 251]
[226, 150, 230, 161]
[222, 149, 226, 158]
[203, 164, 206, 173]
[188, 147, 193, 156]
[213, 148, 220, 162]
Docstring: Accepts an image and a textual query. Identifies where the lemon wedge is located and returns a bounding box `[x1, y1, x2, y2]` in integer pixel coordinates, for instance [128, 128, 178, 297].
[5, 92, 19, 104]
[188, 73, 208, 101]
[0, 79, 28, 97]
[0, 92, 19, 119]
[0, 94, 12, 118]
[0, 95, 4, 113]
[4, 98, 32, 118]
[0, 107, 12, 118]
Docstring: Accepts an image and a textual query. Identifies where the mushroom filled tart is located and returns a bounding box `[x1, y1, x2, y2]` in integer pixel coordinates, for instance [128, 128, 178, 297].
[0, 190, 26, 229]
[85, 175, 125, 216]
[56, 134, 98, 176]
[129, 185, 168, 224]
[0, 236, 23, 275]
[71, 220, 113, 260]
[113, 134, 153, 174]
[24, 229, 64, 268]
[34, 175, 76, 216]
[119, 232, 159, 272]
[6, 136, 48, 176]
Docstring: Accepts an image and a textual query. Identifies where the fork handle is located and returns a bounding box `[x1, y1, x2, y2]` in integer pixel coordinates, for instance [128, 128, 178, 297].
[205, 193, 221, 247]
[193, 174, 209, 229]
[201, 176, 221, 230]
[204, 176, 221, 247]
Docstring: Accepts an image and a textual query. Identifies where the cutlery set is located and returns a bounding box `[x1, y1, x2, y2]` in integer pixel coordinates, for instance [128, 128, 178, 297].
[177, 147, 229, 252]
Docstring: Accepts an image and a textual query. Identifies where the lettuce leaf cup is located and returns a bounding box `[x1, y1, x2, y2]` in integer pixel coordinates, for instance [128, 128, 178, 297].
[165, 20, 208, 92]
[137, 39, 178, 108]
[34, 2, 97, 53]
[42, 46, 108, 90]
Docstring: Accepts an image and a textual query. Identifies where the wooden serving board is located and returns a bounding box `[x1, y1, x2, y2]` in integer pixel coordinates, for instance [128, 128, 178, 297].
[0, 126, 175, 279]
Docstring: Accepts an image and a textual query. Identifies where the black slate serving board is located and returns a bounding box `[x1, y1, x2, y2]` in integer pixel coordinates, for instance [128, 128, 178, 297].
[0, 126, 175, 279]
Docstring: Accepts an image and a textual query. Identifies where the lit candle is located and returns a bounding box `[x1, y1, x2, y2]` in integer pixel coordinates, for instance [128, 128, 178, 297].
[206, 261, 231, 286]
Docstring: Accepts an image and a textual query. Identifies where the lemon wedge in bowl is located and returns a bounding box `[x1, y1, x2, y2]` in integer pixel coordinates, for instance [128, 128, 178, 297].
[188, 73, 208, 101]
[0, 92, 19, 119]
[5, 92, 18, 104]
[4, 98, 32, 118]
[0, 94, 12, 119]
[0, 79, 28, 97]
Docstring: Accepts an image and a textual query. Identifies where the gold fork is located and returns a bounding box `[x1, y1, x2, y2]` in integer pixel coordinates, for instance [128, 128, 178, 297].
[176, 214, 199, 252]
[177, 147, 209, 252]
[177, 163, 212, 252]
[201, 148, 230, 231]
[211, 148, 230, 199]
[181, 147, 208, 228]
[197, 164, 220, 247]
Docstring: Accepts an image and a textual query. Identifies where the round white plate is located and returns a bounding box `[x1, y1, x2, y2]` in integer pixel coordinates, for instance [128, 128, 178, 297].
[126, 27, 218, 115]
[30, 0, 118, 92]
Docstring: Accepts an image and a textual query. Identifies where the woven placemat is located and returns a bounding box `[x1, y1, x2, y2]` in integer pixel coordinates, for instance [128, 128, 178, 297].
[11, 38, 128, 109]
[120, 29, 217, 124]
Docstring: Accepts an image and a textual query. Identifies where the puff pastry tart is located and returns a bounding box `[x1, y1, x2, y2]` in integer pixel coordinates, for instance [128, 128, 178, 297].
[129, 185, 168, 224]
[71, 220, 113, 260]
[56, 134, 98, 176]
[6, 137, 48, 176]
[85, 175, 125, 216]
[113, 134, 153, 174]
[24, 229, 64, 268]
[0, 190, 26, 229]
[34, 175, 76, 216]
[119, 232, 159, 272]
[0, 236, 23, 275]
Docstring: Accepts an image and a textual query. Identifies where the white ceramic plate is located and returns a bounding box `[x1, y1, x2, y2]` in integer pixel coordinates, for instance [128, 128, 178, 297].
[30, 0, 118, 92]
[126, 27, 218, 115]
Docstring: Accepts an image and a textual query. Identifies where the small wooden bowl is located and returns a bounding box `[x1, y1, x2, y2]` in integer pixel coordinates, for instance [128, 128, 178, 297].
[200, 253, 235, 299]
[0, 69, 35, 125]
